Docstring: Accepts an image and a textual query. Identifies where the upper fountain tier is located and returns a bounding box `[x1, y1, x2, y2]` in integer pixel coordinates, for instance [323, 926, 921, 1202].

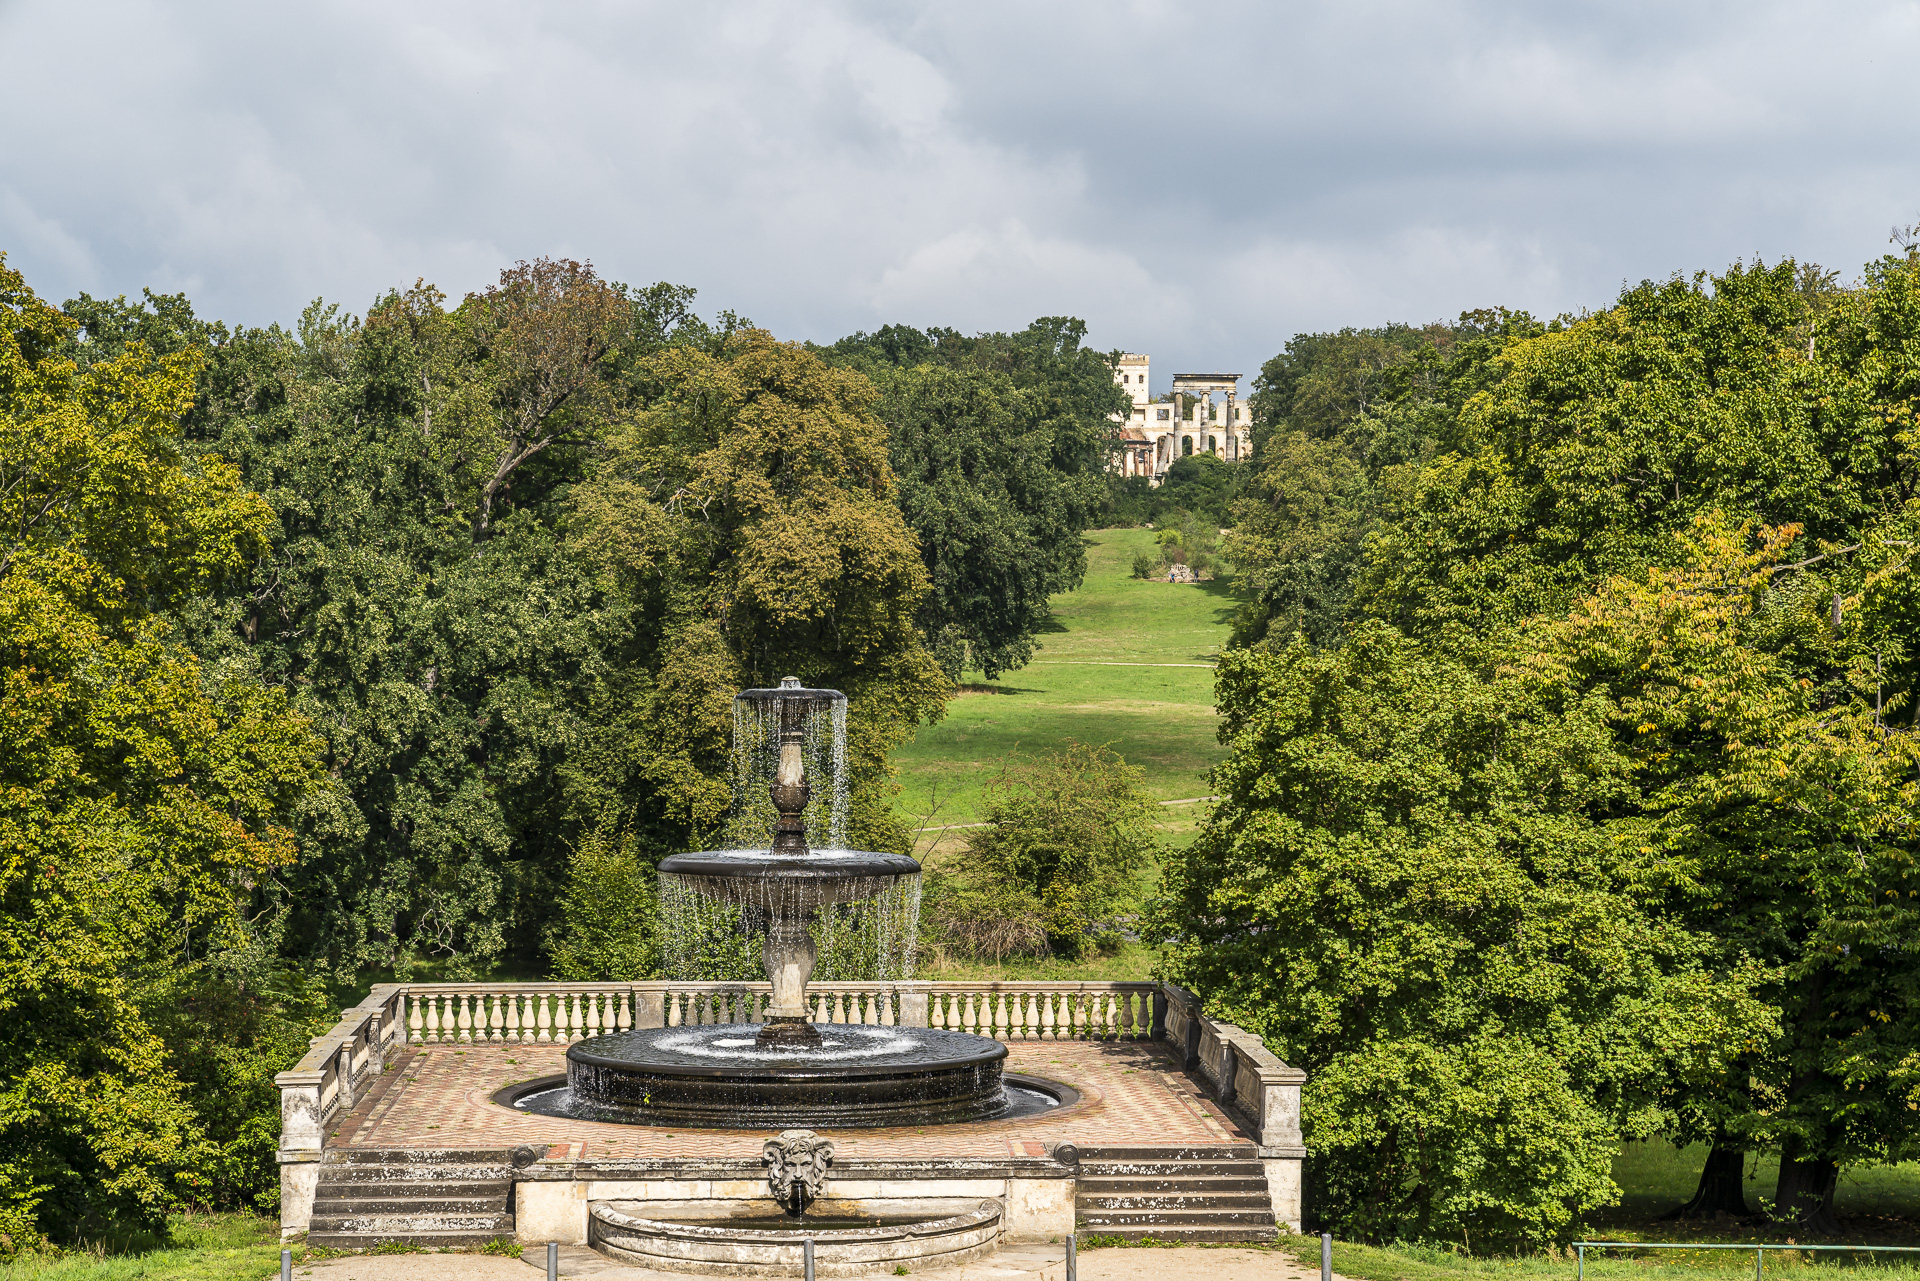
[658, 677, 920, 905]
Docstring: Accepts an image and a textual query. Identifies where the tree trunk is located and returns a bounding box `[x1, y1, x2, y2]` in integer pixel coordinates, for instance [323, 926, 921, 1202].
[1775, 1139, 1840, 1234]
[1666, 1142, 1751, 1219]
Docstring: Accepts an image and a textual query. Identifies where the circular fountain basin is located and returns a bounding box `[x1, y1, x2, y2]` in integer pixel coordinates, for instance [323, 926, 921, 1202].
[657, 848, 920, 910]
[560, 1024, 1009, 1127]
[589, 1197, 1002, 1277]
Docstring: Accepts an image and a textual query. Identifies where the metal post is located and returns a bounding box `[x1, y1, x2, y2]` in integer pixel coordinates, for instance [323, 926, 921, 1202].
[281, 1248, 292, 1281]
[1323, 1232, 1333, 1281]
[546, 1240, 558, 1281]
[804, 1237, 817, 1281]
[1578, 1245, 1584, 1281]
[1067, 1233, 1078, 1281]
[1756, 1248, 1763, 1281]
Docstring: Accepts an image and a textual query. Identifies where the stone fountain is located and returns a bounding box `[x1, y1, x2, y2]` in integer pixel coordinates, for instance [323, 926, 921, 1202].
[555, 678, 1016, 1129]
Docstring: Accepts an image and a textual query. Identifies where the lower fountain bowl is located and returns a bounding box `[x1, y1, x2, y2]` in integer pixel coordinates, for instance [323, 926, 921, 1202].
[562, 1024, 1009, 1128]
[589, 1197, 1002, 1277]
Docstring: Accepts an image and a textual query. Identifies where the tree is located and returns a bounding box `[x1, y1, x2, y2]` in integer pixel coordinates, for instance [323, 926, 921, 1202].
[0, 256, 327, 1250]
[938, 742, 1156, 960]
[1230, 311, 1537, 647]
[818, 319, 1127, 679]
[1512, 516, 1920, 1229]
[572, 326, 949, 856]
[1157, 619, 1771, 1250]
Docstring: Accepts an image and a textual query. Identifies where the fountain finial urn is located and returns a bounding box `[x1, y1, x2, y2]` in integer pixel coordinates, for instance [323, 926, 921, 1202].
[768, 677, 811, 855]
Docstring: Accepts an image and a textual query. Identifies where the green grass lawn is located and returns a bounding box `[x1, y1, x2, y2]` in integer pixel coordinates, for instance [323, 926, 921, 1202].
[0, 1215, 282, 1281]
[893, 527, 1238, 829]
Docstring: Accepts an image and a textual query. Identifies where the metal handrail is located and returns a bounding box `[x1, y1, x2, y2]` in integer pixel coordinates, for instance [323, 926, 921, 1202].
[1576, 1240, 1920, 1281]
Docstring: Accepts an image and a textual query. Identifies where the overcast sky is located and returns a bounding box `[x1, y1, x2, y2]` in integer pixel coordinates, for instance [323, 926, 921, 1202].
[3, 1, 1917, 390]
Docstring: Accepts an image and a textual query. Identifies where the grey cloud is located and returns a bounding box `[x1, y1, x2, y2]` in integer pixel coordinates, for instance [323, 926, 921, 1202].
[1, 0, 1915, 387]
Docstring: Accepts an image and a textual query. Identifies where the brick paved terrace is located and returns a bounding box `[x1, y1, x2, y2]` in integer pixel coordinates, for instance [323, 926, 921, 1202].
[330, 1038, 1251, 1159]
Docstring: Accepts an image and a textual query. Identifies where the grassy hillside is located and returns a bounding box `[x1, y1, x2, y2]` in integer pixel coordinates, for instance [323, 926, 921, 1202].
[891, 527, 1237, 831]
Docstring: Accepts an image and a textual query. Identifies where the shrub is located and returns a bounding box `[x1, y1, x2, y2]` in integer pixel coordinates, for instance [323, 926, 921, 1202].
[548, 830, 659, 980]
[927, 743, 1157, 961]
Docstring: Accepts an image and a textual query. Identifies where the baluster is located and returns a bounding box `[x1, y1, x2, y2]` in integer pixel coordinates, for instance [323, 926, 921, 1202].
[586, 992, 602, 1038]
[454, 994, 470, 1044]
[881, 989, 895, 1026]
[406, 994, 422, 1045]
[1040, 992, 1055, 1040]
[510, 993, 526, 1043]
[967, 991, 982, 1035]
[1121, 991, 1136, 1038]
[529, 993, 546, 1043]
[482, 993, 497, 1042]
[424, 994, 441, 1043]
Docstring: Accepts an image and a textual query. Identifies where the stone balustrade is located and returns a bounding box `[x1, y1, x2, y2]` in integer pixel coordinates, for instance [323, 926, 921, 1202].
[276, 977, 1306, 1237]
[388, 980, 1162, 1045]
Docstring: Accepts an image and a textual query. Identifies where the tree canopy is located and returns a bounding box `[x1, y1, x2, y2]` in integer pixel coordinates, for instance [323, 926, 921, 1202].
[1169, 251, 1920, 1241]
[818, 319, 1126, 679]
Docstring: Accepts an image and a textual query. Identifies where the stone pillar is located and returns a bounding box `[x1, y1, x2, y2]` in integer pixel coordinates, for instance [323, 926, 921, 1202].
[517, 1181, 589, 1245]
[896, 982, 931, 1029]
[275, 1069, 324, 1238]
[632, 986, 666, 1029]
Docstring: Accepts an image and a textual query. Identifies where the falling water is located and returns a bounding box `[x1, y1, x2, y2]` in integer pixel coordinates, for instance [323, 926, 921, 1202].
[658, 868, 922, 984]
[723, 690, 848, 850]
[660, 683, 917, 985]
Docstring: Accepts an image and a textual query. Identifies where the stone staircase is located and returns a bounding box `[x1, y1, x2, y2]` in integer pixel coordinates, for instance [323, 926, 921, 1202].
[1074, 1145, 1278, 1243]
[308, 1148, 520, 1249]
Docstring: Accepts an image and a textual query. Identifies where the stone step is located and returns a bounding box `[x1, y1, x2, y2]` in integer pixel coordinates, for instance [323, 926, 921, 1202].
[321, 1147, 518, 1165]
[1079, 1225, 1280, 1244]
[318, 1163, 514, 1184]
[1077, 1176, 1269, 1194]
[307, 1229, 515, 1250]
[1073, 1145, 1259, 1161]
[1079, 1162, 1265, 1179]
[313, 1194, 511, 1216]
[315, 1174, 513, 1195]
[1076, 1193, 1274, 1212]
[1077, 1208, 1276, 1228]
[310, 1213, 515, 1236]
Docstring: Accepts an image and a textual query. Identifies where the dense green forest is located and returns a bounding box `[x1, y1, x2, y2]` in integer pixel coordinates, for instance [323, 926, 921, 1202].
[1159, 255, 1920, 1247]
[9, 242, 1920, 1257]
[0, 257, 1126, 1252]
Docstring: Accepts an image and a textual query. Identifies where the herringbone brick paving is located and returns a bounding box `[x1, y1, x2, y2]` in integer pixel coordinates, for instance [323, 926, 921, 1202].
[332, 1039, 1248, 1158]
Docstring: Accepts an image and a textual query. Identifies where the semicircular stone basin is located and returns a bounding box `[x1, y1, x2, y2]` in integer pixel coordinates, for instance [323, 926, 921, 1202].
[566, 1024, 1008, 1128]
[588, 1197, 1002, 1278]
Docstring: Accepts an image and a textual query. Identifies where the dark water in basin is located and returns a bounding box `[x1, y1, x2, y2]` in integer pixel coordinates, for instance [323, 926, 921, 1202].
[511, 1079, 1063, 1125]
[667, 1213, 951, 1230]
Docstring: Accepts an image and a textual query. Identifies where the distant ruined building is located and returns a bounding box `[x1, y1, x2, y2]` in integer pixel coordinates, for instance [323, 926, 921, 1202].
[1110, 354, 1251, 484]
